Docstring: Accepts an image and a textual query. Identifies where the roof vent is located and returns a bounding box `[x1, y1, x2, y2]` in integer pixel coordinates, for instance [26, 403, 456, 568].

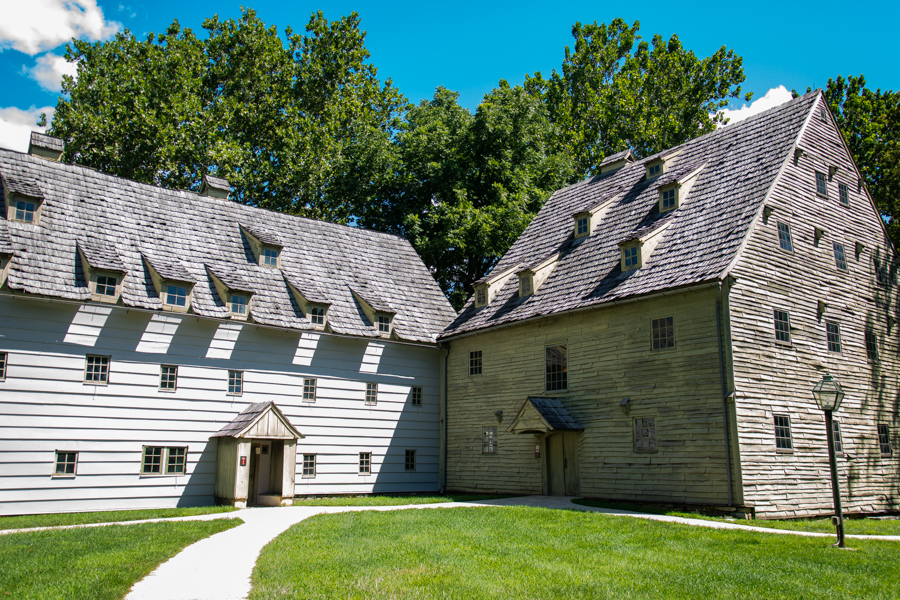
[200, 174, 232, 200]
[28, 132, 63, 162]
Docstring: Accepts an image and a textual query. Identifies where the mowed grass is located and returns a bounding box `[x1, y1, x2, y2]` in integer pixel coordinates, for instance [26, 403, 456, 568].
[250, 507, 899, 600]
[0, 518, 241, 600]
[0, 505, 238, 531]
[573, 499, 900, 536]
[289, 494, 513, 506]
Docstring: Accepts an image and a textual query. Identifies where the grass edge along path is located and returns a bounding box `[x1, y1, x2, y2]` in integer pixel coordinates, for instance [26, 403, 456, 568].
[0, 505, 238, 531]
[572, 498, 900, 536]
[0, 517, 242, 600]
[288, 494, 515, 506]
[250, 506, 898, 600]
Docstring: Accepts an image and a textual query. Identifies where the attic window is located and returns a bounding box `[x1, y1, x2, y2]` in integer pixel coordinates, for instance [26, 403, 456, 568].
[839, 183, 849, 207]
[230, 294, 248, 315]
[95, 275, 117, 297]
[815, 171, 828, 197]
[622, 245, 640, 270]
[309, 306, 326, 326]
[262, 247, 279, 268]
[576, 216, 589, 237]
[13, 200, 36, 223]
[476, 286, 487, 306]
[647, 162, 661, 178]
[166, 285, 188, 307]
[377, 315, 391, 334]
[520, 275, 533, 297]
[660, 187, 677, 212]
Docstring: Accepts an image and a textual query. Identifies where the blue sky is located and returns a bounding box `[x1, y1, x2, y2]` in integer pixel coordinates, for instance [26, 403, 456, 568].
[1, 0, 897, 151]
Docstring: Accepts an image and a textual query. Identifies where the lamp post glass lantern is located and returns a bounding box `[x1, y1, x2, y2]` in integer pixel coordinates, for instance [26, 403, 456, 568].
[812, 373, 846, 548]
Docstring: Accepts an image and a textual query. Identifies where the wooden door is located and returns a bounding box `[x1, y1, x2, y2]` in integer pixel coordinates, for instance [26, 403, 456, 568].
[546, 432, 579, 496]
[248, 443, 259, 504]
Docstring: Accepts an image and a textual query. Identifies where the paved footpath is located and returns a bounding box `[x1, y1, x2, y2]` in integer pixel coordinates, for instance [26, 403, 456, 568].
[8, 496, 897, 600]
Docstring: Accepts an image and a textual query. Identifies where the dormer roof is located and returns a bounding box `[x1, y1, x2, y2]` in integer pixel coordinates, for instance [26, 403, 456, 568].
[441, 91, 824, 340]
[141, 252, 193, 283]
[350, 285, 397, 315]
[2, 173, 43, 199]
[240, 223, 283, 248]
[77, 238, 126, 272]
[0, 221, 14, 255]
[598, 149, 635, 174]
[206, 265, 254, 294]
[283, 274, 329, 305]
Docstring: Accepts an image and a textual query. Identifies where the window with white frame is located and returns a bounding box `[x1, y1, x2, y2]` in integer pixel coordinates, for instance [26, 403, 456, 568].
[865, 330, 879, 363]
[309, 306, 325, 326]
[228, 370, 243, 395]
[815, 171, 828, 196]
[623, 245, 639, 269]
[302, 454, 316, 477]
[230, 294, 248, 315]
[142, 446, 187, 475]
[469, 350, 483, 375]
[95, 275, 117, 297]
[54, 451, 78, 476]
[0, 352, 6, 380]
[833, 420, 843, 454]
[545, 345, 567, 391]
[661, 188, 676, 211]
[84, 355, 109, 384]
[651, 316, 674, 350]
[303, 378, 316, 402]
[405, 449, 416, 471]
[833, 242, 847, 271]
[774, 310, 791, 344]
[826, 321, 842, 353]
[877, 424, 892, 456]
[411, 386, 422, 406]
[377, 315, 391, 334]
[359, 452, 371, 474]
[13, 199, 36, 223]
[159, 365, 177, 391]
[365, 382, 377, 405]
[774, 415, 793, 450]
[777, 222, 793, 252]
[166, 284, 188, 307]
[261, 247, 279, 267]
[634, 417, 657, 452]
[482, 426, 497, 454]
[839, 182, 849, 206]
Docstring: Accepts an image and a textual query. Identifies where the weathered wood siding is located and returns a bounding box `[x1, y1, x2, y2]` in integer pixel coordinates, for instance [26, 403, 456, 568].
[0, 295, 441, 515]
[446, 287, 732, 505]
[728, 96, 900, 517]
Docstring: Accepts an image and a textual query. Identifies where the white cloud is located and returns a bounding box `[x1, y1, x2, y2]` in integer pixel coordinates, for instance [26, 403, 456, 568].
[718, 86, 794, 126]
[0, 106, 55, 153]
[0, 0, 120, 55]
[27, 53, 78, 92]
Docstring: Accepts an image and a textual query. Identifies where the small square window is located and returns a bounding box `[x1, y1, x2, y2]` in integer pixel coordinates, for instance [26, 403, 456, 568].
[0, 352, 6, 380]
[815, 171, 828, 196]
[774, 310, 791, 344]
[476, 287, 486, 305]
[877, 424, 892, 456]
[228, 370, 243, 395]
[774, 415, 793, 450]
[777, 222, 793, 252]
[651, 316, 674, 350]
[647, 163, 661, 177]
[545, 345, 567, 391]
[661, 188, 676, 210]
[55, 451, 78, 476]
[482, 426, 497, 454]
[405, 449, 416, 471]
[159, 365, 177, 391]
[359, 452, 371, 474]
[230, 294, 248, 315]
[310, 306, 325, 326]
[378, 315, 391, 334]
[833, 420, 843, 454]
[839, 182, 849, 206]
[96, 275, 117, 297]
[365, 382, 377, 405]
[166, 447, 186, 474]
[411, 386, 422, 406]
[826, 321, 842, 353]
[833, 242, 847, 271]
[262, 247, 279, 267]
[142, 446, 163, 474]
[14, 200, 36, 223]
[634, 417, 657, 452]
[623, 245, 639, 269]
[302, 454, 316, 477]
[303, 378, 316, 402]
[576, 217, 589, 236]
[865, 330, 879, 363]
[166, 285, 188, 307]
[469, 350, 483, 375]
[85, 355, 109, 384]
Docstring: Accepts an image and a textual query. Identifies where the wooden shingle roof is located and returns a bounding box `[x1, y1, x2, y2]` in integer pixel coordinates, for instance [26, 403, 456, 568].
[441, 92, 820, 339]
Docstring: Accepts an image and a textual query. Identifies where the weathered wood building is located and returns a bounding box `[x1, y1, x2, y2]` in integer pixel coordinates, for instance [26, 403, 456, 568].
[0, 133, 456, 515]
[439, 92, 900, 518]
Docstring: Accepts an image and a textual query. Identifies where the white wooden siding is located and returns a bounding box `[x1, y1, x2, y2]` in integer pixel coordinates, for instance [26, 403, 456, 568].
[0, 295, 441, 515]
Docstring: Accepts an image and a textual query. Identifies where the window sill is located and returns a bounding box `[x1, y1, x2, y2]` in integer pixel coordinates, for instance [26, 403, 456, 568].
[301, 475, 315, 479]
[302, 398, 315, 403]
[159, 389, 177, 393]
[774, 340, 793, 347]
[51, 474, 76, 479]
[140, 473, 185, 478]
[227, 392, 243, 397]
[775, 448, 794, 454]
[83, 382, 108, 386]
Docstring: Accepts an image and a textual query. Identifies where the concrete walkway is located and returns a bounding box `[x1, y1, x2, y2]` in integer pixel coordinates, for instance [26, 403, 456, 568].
[7, 496, 897, 600]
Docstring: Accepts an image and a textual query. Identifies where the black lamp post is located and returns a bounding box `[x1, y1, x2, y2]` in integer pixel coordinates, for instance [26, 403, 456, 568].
[811, 373, 846, 548]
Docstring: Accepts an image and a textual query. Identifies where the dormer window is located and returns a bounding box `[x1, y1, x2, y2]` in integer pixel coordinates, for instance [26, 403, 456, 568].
[78, 240, 126, 304]
[520, 275, 532, 297]
[262, 247, 279, 268]
[576, 216, 589, 237]
[622, 245, 640, 270]
[3, 173, 45, 225]
[95, 275, 117, 297]
[166, 284, 188, 307]
[476, 286, 487, 307]
[240, 224, 283, 269]
[13, 200, 36, 223]
[647, 163, 661, 177]
[660, 187, 677, 211]
[230, 294, 249, 315]
[310, 306, 326, 326]
[377, 315, 391, 334]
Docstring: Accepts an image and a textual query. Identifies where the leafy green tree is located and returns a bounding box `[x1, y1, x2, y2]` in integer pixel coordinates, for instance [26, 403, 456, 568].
[818, 75, 900, 243]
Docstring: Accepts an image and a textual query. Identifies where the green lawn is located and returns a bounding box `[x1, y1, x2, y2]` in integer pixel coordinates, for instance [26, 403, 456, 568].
[250, 506, 899, 599]
[0, 518, 241, 600]
[289, 494, 514, 506]
[572, 499, 900, 536]
[0, 505, 238, 531]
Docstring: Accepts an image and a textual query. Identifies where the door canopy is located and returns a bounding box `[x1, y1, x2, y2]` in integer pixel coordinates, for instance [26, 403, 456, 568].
[211, 401, 303, 440]
[507, 397, 584, 434]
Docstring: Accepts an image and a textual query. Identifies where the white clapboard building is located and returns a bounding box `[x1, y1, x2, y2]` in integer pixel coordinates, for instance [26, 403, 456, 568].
[0, 133, 457, 515]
